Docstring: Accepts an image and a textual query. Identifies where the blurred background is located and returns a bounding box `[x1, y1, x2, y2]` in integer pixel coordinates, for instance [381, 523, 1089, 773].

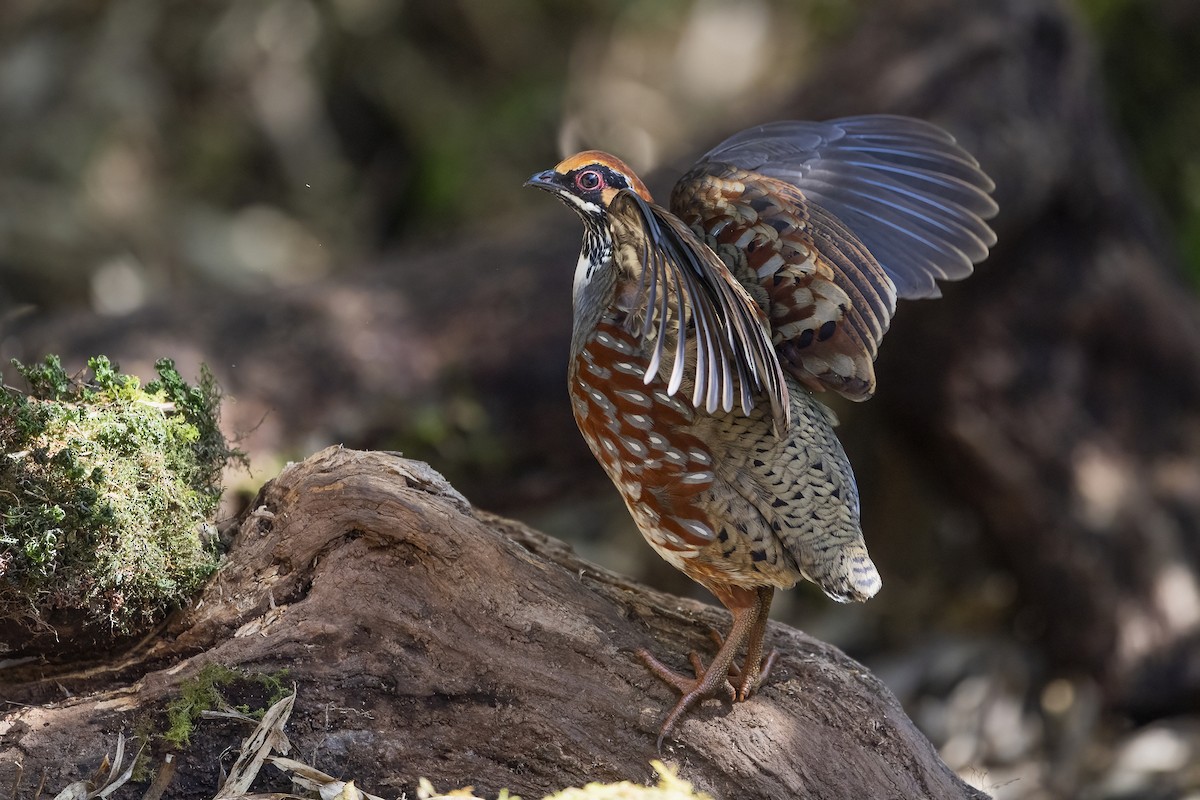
[2, 0, 1200, 797]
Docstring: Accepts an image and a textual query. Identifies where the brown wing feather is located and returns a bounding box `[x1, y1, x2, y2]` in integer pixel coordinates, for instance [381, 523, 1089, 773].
[672, 164, 895, 400]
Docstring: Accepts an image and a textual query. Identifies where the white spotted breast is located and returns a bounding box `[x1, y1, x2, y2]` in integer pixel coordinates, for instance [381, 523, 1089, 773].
[568, 318, 720, 556]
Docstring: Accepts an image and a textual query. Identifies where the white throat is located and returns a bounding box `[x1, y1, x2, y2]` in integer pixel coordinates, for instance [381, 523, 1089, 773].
[571, 222, 613, 310]
[572, 250, 594, 306]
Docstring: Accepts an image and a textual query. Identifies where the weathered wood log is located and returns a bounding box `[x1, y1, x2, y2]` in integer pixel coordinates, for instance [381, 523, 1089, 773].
[0, 448, 984, 800]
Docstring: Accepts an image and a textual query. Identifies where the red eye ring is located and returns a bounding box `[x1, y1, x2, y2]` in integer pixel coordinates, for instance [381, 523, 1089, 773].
[576, 169, 604, 192]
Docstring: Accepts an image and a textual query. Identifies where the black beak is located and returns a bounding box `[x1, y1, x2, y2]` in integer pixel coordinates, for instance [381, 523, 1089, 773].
[524, 169, 560, 191]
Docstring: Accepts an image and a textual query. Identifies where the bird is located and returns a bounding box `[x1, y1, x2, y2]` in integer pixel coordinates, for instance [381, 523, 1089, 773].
[526, 115, 997, 745]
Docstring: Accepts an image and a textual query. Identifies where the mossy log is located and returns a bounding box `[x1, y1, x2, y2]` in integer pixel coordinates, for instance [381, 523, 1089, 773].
[0, 447, 983, 799]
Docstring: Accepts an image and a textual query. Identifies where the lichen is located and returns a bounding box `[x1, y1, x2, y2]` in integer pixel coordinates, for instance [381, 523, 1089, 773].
[541, 762, 712, 800]
[416, 761, 712, 800]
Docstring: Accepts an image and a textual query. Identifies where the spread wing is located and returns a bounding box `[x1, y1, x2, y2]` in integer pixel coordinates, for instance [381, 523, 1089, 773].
[672, 115, 997, 400]
[606, 189, 789, 433]
[692, 115, 997, 300]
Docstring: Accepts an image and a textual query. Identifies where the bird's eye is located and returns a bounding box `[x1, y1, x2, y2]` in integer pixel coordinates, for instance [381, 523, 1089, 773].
[575, 170, 604, 192]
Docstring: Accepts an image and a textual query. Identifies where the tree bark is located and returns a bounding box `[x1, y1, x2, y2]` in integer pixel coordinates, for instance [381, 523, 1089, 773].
[0, 448, 983, 800]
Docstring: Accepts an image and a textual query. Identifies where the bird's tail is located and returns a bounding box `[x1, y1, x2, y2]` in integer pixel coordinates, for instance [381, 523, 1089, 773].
[807, 543, 882, 603]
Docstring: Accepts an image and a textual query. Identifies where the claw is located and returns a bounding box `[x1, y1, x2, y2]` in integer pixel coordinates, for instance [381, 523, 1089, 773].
[734, 647, 778, 701]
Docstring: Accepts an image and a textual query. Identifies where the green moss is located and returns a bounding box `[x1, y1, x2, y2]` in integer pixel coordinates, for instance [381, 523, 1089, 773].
[163, 664, 291, 748]
[0, 355, 243, 640]
[130, 716, 160, 782]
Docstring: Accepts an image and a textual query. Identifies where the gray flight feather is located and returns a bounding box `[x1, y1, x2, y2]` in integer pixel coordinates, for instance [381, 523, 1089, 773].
[696, 115, 998, 302]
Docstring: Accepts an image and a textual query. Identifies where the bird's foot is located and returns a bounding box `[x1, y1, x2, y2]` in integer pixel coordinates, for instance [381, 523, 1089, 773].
[637, 646, 736, 701]
[636, 647, 735, 750]
[732, 647, 778, 700]
[702, 626, 777, 701]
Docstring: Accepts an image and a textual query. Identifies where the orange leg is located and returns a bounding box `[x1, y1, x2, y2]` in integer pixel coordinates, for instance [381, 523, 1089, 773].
[637, 584, 775, 747]
[733, 586, 777, 700]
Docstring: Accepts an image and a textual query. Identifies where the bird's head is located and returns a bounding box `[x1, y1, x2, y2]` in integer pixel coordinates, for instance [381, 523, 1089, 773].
[525, 151, 652, 222]
[527, 152, 655, 311]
